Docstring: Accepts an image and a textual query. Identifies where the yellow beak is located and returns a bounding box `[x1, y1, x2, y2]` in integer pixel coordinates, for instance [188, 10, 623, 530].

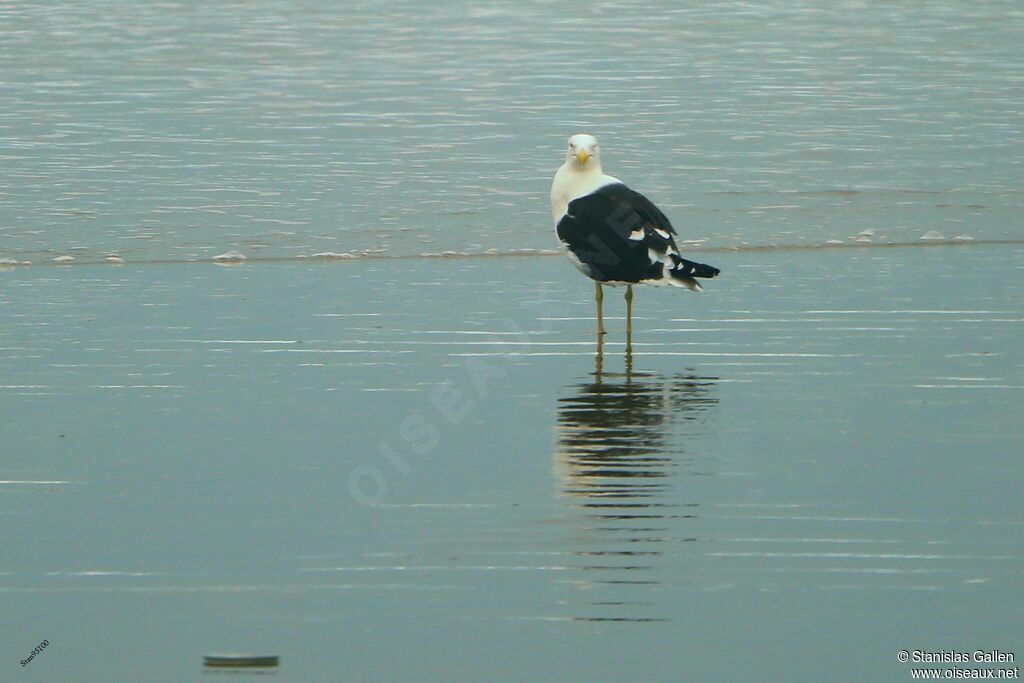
[576, 150, 590, 165]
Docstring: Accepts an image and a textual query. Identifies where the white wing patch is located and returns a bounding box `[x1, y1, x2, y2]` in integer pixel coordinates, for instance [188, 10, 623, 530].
[628, 228, 645, 241]
[647, 247, 676, 274]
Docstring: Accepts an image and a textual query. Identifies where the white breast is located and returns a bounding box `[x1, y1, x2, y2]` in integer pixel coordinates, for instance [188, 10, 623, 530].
[549, 164, 621, 224]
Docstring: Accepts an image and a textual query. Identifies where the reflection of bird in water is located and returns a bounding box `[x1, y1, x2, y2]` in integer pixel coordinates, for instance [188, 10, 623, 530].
[553, 341, 718, 622]
[555, 343, 718, 500]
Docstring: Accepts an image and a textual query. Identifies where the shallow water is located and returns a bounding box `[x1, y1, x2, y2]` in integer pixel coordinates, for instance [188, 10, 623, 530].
[2, 243, 1021, 680]
[3, 3, 1023, 676]
[2, 1, 1023, 264]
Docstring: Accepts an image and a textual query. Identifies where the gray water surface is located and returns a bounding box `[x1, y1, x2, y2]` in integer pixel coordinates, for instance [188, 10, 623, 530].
[3, 2, 1023, 679]
[2, 244, 1021, 681]
[2, 0, 1023, 263]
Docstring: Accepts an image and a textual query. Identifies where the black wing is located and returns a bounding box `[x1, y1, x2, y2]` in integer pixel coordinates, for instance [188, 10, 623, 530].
[556, 183, 719, 284]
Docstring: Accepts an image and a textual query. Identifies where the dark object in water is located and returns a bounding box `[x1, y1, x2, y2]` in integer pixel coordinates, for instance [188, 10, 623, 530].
[203, 654, 279, 669]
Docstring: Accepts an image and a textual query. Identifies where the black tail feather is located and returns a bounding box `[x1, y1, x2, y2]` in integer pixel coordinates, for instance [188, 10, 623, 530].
[671, 255, 720, 279]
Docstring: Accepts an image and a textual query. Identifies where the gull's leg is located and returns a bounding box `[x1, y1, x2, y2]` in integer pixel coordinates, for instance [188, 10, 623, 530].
[624, 284, 634, 354]
[594, 282, 606, 336]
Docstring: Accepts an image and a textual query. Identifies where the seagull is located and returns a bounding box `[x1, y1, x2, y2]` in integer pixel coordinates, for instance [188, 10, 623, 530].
[551, 133, 720, 346]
